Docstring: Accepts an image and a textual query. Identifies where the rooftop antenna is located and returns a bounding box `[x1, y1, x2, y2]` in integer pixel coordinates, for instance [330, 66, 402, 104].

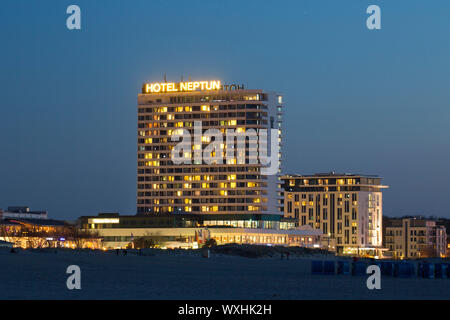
[181, 74, 184, 82]
[163, 73, 167, 82]
[188, 75, 191, 82]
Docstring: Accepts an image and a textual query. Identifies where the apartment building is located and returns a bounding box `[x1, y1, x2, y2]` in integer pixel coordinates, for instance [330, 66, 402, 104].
[282, 173, 388, 255]
[384, 218, 447, 259]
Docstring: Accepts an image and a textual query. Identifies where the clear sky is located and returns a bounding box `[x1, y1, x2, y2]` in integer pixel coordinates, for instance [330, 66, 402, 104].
[1, 0, 450, 220]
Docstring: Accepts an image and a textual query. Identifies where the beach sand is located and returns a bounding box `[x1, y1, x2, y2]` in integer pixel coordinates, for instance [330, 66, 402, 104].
[0, 248, 449, 299]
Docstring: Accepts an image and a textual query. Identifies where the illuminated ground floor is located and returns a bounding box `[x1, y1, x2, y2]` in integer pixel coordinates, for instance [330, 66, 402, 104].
[0, 236, 102, 249]
[342, 245, 387, 259]
[0, 217, 102, 249]
[82, 227, 324, 250]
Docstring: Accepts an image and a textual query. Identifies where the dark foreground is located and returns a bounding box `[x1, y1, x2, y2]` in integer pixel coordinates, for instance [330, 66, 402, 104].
[0, 248, 449, 299]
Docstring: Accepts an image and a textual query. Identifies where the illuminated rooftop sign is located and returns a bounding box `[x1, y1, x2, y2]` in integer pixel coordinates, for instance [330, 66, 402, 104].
[143, 80, 221, 93]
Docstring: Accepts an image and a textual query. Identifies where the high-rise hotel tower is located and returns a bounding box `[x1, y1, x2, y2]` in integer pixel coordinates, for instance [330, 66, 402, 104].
[137, 80, 283, 220]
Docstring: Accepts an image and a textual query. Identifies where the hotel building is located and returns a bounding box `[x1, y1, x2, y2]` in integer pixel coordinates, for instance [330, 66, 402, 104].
[77, 80, 331, 250]
[137, 80, 283, 222]
[384, 218, 447, 259]
[282, 173, 388, 255]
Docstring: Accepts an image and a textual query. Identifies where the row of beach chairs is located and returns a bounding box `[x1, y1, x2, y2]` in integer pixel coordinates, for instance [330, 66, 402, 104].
[311, 260, 449, 278]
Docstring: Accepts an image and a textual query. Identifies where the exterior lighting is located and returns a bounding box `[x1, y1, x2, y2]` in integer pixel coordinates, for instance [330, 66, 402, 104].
[144, 81, 221, 93]
[89, 218, 120, 224]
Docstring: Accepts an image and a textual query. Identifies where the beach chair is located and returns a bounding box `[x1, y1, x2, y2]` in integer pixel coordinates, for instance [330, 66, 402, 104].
[419, 262, 435, 279]
[435, 263, 447, 279]
[337, 261, 350, 275]
[381, 261, 394, 276]
[323, 261, 335, 275]
[311, 260, 324, 275]
[351, 261, 366, 276]
[394, 262, 414, 278]
[417, 262, 424, 277]
[421, 263, 435, 279]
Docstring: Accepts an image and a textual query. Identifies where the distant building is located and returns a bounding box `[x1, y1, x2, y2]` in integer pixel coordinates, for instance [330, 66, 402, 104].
[281, 173, 388, 256]
[1, 206, 48, 220]
[447, 238, 450, 257]
[0, 218, 67, 248]
[0, 206, 100, 249]
[384, 218, 447, 259]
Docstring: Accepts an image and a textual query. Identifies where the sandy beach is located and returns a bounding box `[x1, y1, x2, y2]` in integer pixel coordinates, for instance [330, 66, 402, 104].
[0, 248, 449, 300]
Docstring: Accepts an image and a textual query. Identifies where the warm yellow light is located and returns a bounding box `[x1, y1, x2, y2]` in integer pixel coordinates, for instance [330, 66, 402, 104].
[89, 218, 120, 224]
[145, 81, 221, 93]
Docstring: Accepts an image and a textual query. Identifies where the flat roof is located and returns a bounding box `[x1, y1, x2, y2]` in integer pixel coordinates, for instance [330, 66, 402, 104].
[2, 218, 68, 227]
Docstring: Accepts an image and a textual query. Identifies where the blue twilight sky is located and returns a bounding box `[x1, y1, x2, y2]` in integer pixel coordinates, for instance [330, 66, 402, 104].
[1, 0, 450, 220]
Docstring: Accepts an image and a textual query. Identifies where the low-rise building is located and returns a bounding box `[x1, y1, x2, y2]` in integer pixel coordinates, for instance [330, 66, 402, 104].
[447, 238, 450, 257]
[78, 213, 324, 249]
[1, 206, 48, 220]
[384, 218, 447, 259]
[0, 206, 100, 249]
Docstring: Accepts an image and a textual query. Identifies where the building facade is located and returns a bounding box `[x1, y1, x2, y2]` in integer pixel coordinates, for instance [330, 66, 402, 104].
[78, 213, 322, 249]
[282, 173, 388, 255]
[384, 218, 447, 259]
[0, 217, 101, 249]
[137, 80, 283, 219]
